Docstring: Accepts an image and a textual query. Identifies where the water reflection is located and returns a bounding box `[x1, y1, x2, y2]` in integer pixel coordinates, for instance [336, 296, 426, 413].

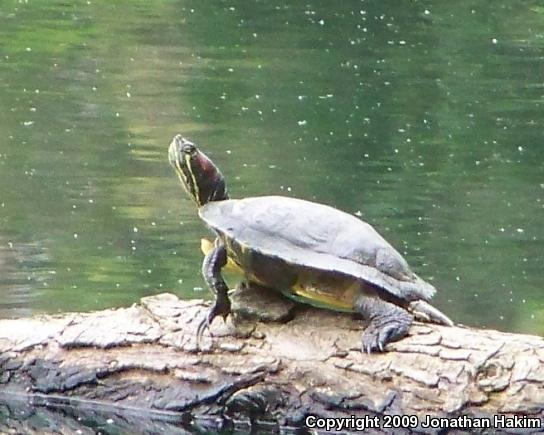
[0, 0, 542, 337]
[0, 237, 50, 317]
[0, 394, 228, 435]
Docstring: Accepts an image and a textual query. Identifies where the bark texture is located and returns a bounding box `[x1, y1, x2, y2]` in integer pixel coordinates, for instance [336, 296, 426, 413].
[0, 289, 543, 434]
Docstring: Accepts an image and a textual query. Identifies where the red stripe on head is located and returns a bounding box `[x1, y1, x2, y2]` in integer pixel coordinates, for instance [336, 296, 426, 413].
[196, 149, 218, 178]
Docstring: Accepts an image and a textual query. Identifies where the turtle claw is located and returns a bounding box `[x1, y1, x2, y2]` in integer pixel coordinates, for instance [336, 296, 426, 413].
[361, 322, 408, 353]
[195, 295, 232, 349]
[361, 331, 383, 354]
[196, 316, 212, 348]
[356, 296, 413, 354]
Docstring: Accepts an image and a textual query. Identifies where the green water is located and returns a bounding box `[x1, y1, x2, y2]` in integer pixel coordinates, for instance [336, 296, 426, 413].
[1, 0, 543, 340]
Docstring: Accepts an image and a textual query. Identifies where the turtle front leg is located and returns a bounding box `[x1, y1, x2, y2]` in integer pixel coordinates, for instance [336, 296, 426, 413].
[355, 295, 413, 353]
[197, 240, 230, 345]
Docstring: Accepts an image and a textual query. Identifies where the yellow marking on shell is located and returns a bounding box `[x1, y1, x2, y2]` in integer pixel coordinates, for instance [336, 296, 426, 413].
[185, 153, 200, 206]
[289, 279, 356, 312]
[200, 238, 244, 274]
[201, 238, 358, 313]
[239, 241, 249, 255]
[200, 238, 214, 254]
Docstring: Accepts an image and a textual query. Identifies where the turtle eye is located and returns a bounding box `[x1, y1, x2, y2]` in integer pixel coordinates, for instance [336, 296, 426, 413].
[182, 143, 197, 156]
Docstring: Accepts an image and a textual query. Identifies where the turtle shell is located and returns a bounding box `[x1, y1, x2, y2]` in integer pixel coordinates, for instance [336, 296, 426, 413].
[199, 196, 436, 303]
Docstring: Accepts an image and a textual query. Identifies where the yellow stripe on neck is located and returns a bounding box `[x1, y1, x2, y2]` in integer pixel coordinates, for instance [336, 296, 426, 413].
[185, 154, 200, 206]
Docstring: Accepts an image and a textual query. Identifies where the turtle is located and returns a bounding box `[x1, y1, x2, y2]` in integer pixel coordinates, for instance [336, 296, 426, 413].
[168, 134, 453, 352]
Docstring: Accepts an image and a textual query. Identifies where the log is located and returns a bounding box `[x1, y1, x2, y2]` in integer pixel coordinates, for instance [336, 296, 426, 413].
[0, 287, 543, 434]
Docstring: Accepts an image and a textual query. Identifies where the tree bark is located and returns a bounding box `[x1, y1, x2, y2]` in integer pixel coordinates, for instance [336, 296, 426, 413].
[0, 289, 543, 434]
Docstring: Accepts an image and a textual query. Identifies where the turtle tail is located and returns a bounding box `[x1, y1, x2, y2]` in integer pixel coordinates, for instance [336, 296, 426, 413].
[408, 300, 454, 326]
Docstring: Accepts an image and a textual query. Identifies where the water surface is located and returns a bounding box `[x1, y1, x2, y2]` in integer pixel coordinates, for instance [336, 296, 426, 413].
[0, 0, 543, 338]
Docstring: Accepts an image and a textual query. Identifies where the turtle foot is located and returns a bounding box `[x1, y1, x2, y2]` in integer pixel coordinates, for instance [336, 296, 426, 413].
[196, 294, 232, 348]
[361, 319, 411, 353]
[356, 296, 413, 353]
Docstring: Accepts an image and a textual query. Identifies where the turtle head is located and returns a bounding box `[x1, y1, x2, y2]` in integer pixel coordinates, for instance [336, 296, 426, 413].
[168, 135, 229, 207]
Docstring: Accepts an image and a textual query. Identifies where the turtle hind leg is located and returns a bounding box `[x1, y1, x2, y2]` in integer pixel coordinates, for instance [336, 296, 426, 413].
[355, 296, 413, 353]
